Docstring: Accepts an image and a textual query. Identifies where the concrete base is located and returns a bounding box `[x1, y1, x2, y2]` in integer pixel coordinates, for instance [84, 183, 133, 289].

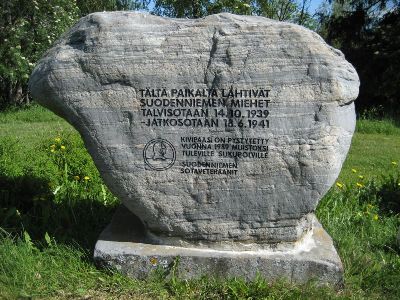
[94, 205, 343, 286]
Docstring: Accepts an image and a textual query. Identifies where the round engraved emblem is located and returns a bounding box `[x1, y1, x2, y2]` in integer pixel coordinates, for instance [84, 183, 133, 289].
[143, 138, 176, 171]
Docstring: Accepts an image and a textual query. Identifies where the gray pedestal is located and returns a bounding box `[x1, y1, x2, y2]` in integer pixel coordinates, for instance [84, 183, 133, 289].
[94, 206, 343, 286]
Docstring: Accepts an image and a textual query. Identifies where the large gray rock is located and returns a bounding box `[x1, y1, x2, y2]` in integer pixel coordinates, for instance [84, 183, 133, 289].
[29, 12, 358, 283]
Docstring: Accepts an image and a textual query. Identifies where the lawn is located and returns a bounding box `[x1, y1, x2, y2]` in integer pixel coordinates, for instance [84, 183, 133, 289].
[0, 105, 399, 299]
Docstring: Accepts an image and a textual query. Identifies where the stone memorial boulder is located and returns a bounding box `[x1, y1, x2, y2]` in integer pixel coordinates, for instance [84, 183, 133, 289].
[29, 12, 359, 285]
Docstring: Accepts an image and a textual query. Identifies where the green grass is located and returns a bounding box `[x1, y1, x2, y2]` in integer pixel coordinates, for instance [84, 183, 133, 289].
[356, 118, 400, 136]
[0, 105, 63, 124]
[0, 234, 140, 299]
[338, 133, 400, 183]
[0, 105, 399, 299]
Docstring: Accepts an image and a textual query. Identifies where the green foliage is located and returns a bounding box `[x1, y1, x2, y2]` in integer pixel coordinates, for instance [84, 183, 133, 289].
[316, 1, 400, 114]
[360, 7, 400, 113]
[317, 167, 400, 298]
[0, 0, 80, 108]
[76, 0, 150, 15]
[153, 0, 317, 27]
[254, 0, 300, 20]
[0, 0, 149, 110]
[153, 0, 251, 18]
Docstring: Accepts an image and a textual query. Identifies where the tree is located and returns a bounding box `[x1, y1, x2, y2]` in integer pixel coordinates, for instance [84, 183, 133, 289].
[253, 0, 298, 20]
[316, 0, 400, 114]
[153, 0, 316, 25]
[0, 0, 79, 108]
[0, 0, 150, 109]
[76, 0, 150, 15]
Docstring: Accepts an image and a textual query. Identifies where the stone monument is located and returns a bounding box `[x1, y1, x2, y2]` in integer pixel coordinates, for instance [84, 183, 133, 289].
[29, 12, 359, 285]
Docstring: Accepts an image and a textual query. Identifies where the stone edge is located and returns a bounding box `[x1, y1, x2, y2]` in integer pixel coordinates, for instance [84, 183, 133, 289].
[94, 207, 343, 287]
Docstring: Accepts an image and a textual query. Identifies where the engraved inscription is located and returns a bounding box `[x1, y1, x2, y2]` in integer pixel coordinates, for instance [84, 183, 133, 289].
[140, 87, 271, 174]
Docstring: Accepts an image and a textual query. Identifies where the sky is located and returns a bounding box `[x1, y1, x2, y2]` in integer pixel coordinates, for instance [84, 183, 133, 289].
[308, 0, 324, 14]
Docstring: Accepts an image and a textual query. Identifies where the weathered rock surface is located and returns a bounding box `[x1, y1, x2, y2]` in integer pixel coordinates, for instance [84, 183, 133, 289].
[29, 12, 359, 246]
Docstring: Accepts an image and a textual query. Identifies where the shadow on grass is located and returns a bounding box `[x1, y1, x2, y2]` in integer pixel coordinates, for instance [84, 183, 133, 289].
[377, 178, 400, 255]
[0, 174, 117, 251]
[354, 172, 400, 254]
[378, 178, 400, 216]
